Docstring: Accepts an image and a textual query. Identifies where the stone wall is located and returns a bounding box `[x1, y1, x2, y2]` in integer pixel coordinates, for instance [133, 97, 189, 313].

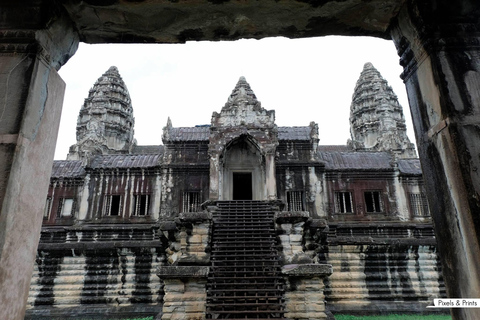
[158, 266, 209, 320]
[275, 214, 446, 315]
[28, 210, 446, 318]
[313, 223, 446, 314]
[25, 226, 166, 319]
[282, 264, 333, 320]
[325, 243, 444, 314]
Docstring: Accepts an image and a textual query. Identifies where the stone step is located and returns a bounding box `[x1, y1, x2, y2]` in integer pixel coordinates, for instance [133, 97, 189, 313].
[211, 253, 279, 258]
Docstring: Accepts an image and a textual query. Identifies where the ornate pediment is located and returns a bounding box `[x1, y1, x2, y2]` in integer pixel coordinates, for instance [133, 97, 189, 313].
[211, 77, 275, 129]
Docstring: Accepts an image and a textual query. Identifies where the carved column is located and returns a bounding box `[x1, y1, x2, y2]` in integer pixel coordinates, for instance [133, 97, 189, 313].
[0, 5, 78, 319]
[208, 148, 221, 200]
[265, 146, 277, 200]
[391, 1, 480, 319]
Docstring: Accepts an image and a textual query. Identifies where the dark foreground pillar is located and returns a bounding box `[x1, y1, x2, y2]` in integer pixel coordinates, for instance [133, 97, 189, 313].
[391, 1, 480, 319]
[0, 5, 78, 319]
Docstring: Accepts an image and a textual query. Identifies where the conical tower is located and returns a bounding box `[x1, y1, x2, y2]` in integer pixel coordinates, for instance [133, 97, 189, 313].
[68, 66, 135, 160]
[349, 62, 416, 158]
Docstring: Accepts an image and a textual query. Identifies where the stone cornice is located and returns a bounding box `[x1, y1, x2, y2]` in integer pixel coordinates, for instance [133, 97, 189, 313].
[0, 29, 37, 53]
[391, 1, 480, 81]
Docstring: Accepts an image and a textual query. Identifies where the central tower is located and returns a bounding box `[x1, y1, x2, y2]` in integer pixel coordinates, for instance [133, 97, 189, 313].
[208, 77, 278, 200]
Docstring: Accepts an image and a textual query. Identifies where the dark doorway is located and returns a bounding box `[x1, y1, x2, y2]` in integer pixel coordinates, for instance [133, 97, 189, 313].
[233, 172, 252, 200]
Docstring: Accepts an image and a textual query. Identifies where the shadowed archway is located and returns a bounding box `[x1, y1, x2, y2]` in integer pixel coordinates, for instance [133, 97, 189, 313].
[221, 135, 266, 201]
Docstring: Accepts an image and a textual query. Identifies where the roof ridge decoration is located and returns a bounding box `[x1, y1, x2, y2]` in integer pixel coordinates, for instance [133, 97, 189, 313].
[212, 76, 275, 129]
[67, 66, 136, 160]
[162, 117, 172, 144]
[223, 76, 261, 111]
[348, 62, 416, 159]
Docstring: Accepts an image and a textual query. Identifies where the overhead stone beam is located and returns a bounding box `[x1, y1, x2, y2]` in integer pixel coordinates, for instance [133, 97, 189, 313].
[61, 0, 405, 43]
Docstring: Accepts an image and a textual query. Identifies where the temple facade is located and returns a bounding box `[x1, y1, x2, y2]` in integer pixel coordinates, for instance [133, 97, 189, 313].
[27, 64, 445, 319]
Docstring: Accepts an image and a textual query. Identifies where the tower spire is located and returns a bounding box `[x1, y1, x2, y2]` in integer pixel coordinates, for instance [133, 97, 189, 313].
[211, 76, 275, 128]
[349, 62, 416, 158]
[67, 66, 135, 160]
[223, 76, 261, 111]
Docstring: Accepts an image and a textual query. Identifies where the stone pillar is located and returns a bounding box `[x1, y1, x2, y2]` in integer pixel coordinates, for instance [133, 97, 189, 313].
[77, 174, 90, 221]
[157, 266, 209, 320]
[208, 150, 220, 200]
[152, 169, 162, 220]
[282, 264, 333, 320]
[265, 146, 277, 200]
[0, 8, 78, 319]
[391, 2, 480, 319]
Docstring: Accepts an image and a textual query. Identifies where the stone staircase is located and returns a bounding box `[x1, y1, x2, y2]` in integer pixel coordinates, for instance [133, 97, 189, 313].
[206, 201, 286, 319]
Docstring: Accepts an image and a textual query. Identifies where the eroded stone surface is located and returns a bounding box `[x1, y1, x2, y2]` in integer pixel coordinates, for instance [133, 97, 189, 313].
[349, 62, 416, 158]
[389, 3, 480, 319]
[68, 66, 135, 160]
[60, 1, 404, 44]
[209, 77, 279, 200]
[157, 266, 209, 278]
[283, 275, 330, 319]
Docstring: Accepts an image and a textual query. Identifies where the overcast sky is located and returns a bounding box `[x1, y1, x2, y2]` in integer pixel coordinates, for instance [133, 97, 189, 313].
[55, 36, 415, 160]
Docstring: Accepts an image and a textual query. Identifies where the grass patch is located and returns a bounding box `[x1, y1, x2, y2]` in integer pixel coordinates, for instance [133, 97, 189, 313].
[336, 315, 451, 320]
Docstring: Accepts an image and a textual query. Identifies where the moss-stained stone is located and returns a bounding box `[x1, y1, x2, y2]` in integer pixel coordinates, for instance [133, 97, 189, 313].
[158, 266, 208, 320]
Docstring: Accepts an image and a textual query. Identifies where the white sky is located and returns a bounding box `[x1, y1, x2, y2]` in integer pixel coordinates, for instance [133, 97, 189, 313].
[55, 36, 415, 160]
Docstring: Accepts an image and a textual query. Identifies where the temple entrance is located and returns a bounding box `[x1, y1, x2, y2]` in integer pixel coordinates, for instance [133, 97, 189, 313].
[232, 172, 253, 200]
[221, 136, 266, 200]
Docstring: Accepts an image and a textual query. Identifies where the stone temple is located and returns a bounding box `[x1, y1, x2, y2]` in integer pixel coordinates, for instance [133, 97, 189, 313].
[27, 64, 445, 319]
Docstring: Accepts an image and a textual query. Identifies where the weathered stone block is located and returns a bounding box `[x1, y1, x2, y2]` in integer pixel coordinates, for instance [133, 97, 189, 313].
[192, 225, 209, 235]
[164, 293, 190, 302]
[163, 281, 185, 293]
[291, 245, 304, 255]
[188, 235, 203, 244]
[284, 311, 328, 319]
[184, 301, 206, 313]
[186, 245, 206, 253]
[290, 234, 303, 243]
[279, 234, 291, 244]
[280, 223, 293, 232]
[293, 222, 305, 232]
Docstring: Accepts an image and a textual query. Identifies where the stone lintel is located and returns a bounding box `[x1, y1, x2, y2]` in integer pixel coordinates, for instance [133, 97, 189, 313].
[157, 266, 209, 279]
[60, 0, 403, 43]
[275, 211, 310, 223]
[282, 264, 333, 278]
